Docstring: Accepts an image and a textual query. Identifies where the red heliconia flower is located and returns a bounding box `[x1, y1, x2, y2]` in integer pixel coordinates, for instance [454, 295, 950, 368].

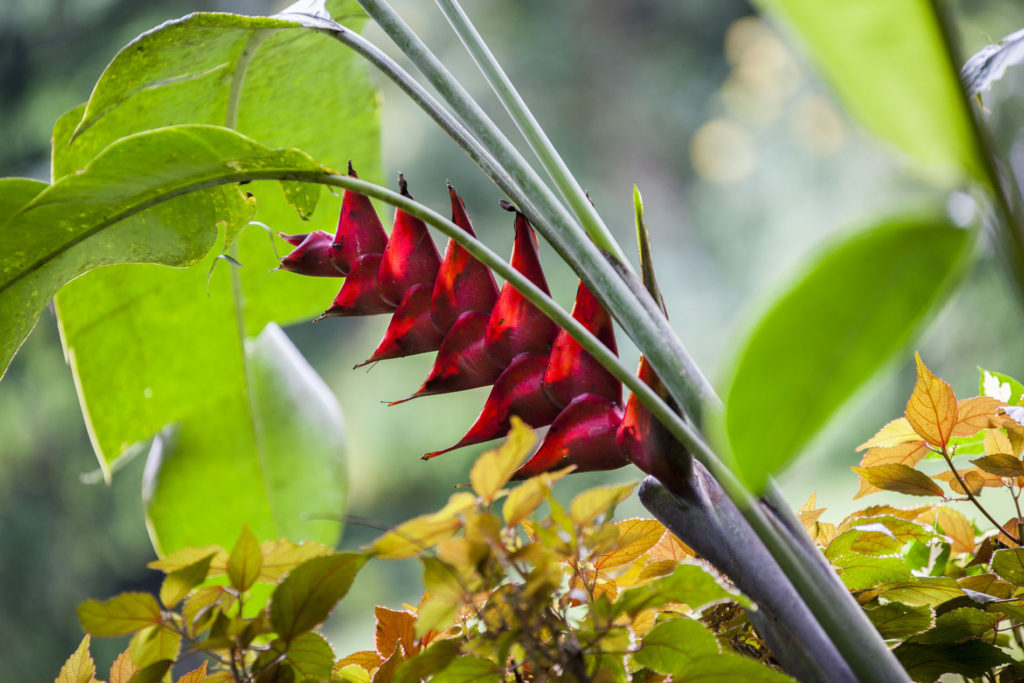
[483, 208, 558, 368]
[318, 253, 396, 319]
[616, 356, 691, 490]
[512, 394, 627, 480]
[332, 162, 388, 274]
[391, 310, 501, 404]
[355, 283, 444, 367]
[542, 281, 621, 409]
[377, 175, 441, 307]
[423, 352, 561, 459]
[430, 184, 499, 335]
[277, 230, 345, 277]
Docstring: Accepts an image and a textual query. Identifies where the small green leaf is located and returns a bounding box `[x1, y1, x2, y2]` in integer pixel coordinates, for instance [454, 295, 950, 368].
[723, 218, 969, 492]
[851, 465, 945, 498]
[991, 548, 1024, 585]
[159, 552, 215, 608]
[77, 593, 162, 637]
[632, 618, 719, 675]
[269, 552, 367, 642]
[614, 564, 744, 617]
[266, 632, 336, 680]
[126, 660, 173, 683]
[228, 526, 263, 593]
[56, 635, 95, 683]
[128, 624, 181, 669]
[427, 656, 500, 682]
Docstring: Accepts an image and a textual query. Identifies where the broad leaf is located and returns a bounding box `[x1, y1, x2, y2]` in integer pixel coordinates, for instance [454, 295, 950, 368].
[143, 322, 347, 553]
[56, 635, 96, 683]
[906, 353, 958, 448]
[866, 603, 933, 640]
[752, 0, 983, 182]
[852, 464, 945, 498]
[77, 593, 163, 637]
[38, 4, 377, 551]
[632, 618, 718, 675]
[723, 217, 969, 492]
[228, 525, 263, 593]
[469, 417, 535, 504]
[991, 548, 1024, 585]
[269, 552, 367, 642]
[894, 641, 1012, 682]
[159, 552, 216, 608]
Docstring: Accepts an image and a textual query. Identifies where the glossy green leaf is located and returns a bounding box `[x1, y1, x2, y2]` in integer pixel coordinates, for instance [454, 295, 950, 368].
[752, 0, 982, 183]
[77, 593, 163, 637]
[267, 632, 336, 680]
[633, 618, 719, 675]
[143, 322, 347, 552]
[866, 602, 933, 640]
[991, 548, 1024, 585]
[269, 552, 367, 642]
[613, 564, 745, 618]
[894, 641, 1012, 682]
[722, 217, 969, 492]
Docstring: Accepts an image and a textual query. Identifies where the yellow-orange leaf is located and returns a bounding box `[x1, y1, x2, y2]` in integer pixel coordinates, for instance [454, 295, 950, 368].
[646, 530, 694, 563]
[952, 397, 1004, 437]
[936, 507, 974, 555]
[810, 522, 838, 547]
[905, 352, 958, 447]
[594, 519, 665, 570]
[840, 505, 937, 529]
[984, 428, 1014, 458]
[147, 545, 226, 575]
[333, 664, 373, 683]
[857, 417, 920, 451]
[57, 635, 96, 683]
[502, 466, 574, 528]
[108, 649, 138, 683]
[933, 468, 1001, 495]
[999, 518, 1024, 547]
[374, 606, 416, 660]
[971, 454, 1024, 478]
[852, 464, 945, 498]
[569, 482, 637, 527]
[797, 494, 826, 531]
[334, 651, 384, 674]
[854, 442, 930, 498]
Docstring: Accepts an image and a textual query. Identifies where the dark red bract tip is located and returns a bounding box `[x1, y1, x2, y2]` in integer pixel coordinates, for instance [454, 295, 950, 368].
[484, 212, 558, 368]
[278, 230, 346, 277]
[332, 164, 388, 273]
[430, 185, 499, 335]
[318, 253, 396, 319]
[377, 178, 441, 306]
[355, 283, 444, 367]
[542, 281, 621, 409]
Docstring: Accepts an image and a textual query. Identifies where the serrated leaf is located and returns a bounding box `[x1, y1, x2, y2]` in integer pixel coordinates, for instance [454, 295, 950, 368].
[375, 606, 416, 661]
[594, 519, 665, 570]
[880, 578, 965, 607]
[78, 592, 162, 637]
[502, 466, 573, 527]
[852, 464, 945, 498]
[128, 660, 173, 683]
[470, 417, 535, 503]
[858, 418, 922, 451]
[935, 507, 974, 556]
[148, 545, 227, 574]
[724, 218, 968, 492]
[182, 586, 234, 638]
[108, 649, 139, 683]
[569, 482, 637, 526]
[159, 552, 216, 608]
[908, 607, 999, 645]
[394, 640, 460, 683]
[831, 554, 911, 591]
[983, 427, 1015, 457]
[423, 656, 498, 682]
[632, 618, 718, 675]
[866, 602, 933, 640]
[228, 525, 262, 593]
[970, 453, 1023, 478]
[334, 651, 384, 675]
[368, 514, 463, 560]
[258, 539, 331, 583]
[952, 397, 1003, 437]
[614, 564, 742, 618]
[129, 624, 181, 669]
[143, 322, 347, 553]
[176, 661, 208, 683]
[56, 635, 96, 683]
[907, 353, 958, 448]
[270, 552, 367, 642]
[991, 548, 1024, 585]
[854, 441, 930, 499]
[272, 632, 336, 680]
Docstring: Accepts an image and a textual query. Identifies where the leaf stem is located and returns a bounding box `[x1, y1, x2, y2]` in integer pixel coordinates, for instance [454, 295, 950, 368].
[939, 445, 1018, 544]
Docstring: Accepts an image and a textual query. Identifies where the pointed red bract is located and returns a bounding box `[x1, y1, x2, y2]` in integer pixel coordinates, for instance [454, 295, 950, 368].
[392, 310, 501, 403]
[430, 185, 499, 335]
[512, 394, 627, 479]
[278, 230, 345, 277]
[332, 163, 388, 273]
[377, 177, 442, 306]
[278, 232, 310, 247]
[617, 356, 691, 489]
[484, 212, 558, 368]
[542, 281, 621, 409]
[319, 253, 396, 318]
[424, 353, 561, 459]
[356, 284, 444, 366]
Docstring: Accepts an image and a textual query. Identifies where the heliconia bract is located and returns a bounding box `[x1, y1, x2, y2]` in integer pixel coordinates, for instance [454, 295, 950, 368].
[277, 169, 693, 485]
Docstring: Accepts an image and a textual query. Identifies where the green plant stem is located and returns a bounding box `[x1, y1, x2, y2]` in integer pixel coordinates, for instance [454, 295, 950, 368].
[432, 0, 625, 263]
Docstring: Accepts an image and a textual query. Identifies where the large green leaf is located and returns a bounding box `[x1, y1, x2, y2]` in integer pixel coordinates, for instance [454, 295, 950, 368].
[721, 217, 970, 492]
[143, 322, 346, 553]
[753, 0, 983, 183]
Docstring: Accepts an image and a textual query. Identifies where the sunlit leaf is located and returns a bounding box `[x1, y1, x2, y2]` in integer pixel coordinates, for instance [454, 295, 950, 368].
[469, 417, 536, 504]
[958, 573, 1014, 599]
[858, 418, 923, 451]
[569, 482, 637, 527]
[393, 641, 460, 683]
[906, 353, 958, 448]
[935, 508, 974, 556]
[632, 618, 718, 675]
[268, 632, 336, 680]
[854, 441, 931, 499]
[148, 545, 227, 575]
[227, 526, 263, 594]
[894, 641, 1012, 682]
[375, 606, 417, 661]
[159, 552, 215, 608]
[594, 519, 665, 570]
[797, 493, 826, 530]
[56, 635, 96, 683]
[425, 656, 499, 681]
[270, 552, 367, 642]
[614, 564, 743, 618]
[908, 607, 998, 645]
[866, 602, 933, 640]
[334, 651, 384, 676]
[78, 592, 162, 637]
[952, 397, 1003, 437]
[129, 624, 181, 669]
[852, 464, 945, 498]
[969, 453, 1024, 478]
[984, 427, 1015, 457]
[368, 513, 463, 560]
[176, 661, 208, 683]
[108, 649, 139, 683]
[258, 539, 332, 583]
[127, 660, 173, 683]
[502, 466, 573, 527]
[991, 548, 1024, 585]
[880, 578, 965, 607]
[723, 218, 968, 491]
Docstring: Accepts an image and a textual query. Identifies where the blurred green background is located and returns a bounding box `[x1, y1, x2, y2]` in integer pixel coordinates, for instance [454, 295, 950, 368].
[3, 0, 1024, 676]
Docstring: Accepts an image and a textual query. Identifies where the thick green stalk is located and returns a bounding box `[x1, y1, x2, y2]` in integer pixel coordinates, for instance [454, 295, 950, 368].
[433, 0, 625, 262]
